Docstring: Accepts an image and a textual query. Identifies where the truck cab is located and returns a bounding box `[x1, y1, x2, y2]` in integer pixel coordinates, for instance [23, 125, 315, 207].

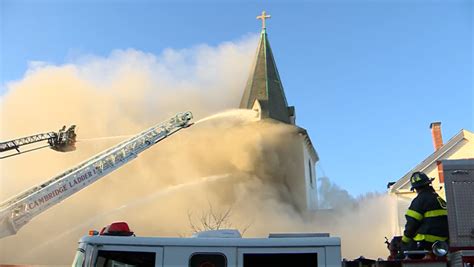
[73, 222, 341, 267]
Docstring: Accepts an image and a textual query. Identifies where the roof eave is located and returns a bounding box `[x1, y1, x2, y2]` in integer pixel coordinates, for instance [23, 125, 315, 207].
[296, 126, 319, 162]
[390, 129, 471, 192]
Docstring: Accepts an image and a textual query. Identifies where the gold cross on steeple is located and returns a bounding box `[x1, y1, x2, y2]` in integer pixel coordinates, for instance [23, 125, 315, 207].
[256, 11, 271, 29]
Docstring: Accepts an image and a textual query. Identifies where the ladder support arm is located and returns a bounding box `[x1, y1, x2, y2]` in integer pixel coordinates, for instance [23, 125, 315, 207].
[0, 112, 193, 238]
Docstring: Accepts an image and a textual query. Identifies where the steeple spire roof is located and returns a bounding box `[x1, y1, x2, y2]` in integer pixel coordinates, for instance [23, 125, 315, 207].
[239, 12, 293, 124]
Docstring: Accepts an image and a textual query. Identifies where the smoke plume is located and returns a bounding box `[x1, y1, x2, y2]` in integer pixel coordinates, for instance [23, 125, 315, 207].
[0, 35, 394, 265]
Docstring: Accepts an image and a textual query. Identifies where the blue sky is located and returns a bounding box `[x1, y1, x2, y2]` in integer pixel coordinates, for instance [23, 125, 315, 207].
[1, 0, 473, 196]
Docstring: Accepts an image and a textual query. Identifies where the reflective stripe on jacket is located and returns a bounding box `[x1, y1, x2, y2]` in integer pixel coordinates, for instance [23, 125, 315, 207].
[402, 187, 448, 244]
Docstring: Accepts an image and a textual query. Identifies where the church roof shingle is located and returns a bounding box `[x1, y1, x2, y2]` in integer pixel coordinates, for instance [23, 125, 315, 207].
[239, 29, 292, 124]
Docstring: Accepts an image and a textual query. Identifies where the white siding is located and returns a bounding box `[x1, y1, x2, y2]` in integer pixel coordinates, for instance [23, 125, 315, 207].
[390, 132, 474, 234]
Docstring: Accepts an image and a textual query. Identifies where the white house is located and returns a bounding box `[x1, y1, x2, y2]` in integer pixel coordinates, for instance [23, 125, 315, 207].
[388, 122, 474, 234]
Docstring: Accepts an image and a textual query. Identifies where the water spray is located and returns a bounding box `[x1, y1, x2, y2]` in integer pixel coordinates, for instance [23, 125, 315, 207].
[22, 173, 231, 258]
[77, 135, 133, 142]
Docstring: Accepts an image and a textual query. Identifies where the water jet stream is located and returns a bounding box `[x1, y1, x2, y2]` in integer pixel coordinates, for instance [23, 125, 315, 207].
[77, 135, 133, 142]
[21, 173, 231, 259]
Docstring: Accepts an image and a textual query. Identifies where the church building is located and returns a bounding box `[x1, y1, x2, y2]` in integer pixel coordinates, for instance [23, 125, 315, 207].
[239, 12, 319, 211]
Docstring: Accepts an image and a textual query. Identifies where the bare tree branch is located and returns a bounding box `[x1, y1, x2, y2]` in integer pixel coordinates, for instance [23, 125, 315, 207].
[187, 202, 252, 235]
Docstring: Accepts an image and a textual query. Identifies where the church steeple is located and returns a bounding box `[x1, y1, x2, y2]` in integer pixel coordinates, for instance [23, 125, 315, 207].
[239, 11, 294, 124]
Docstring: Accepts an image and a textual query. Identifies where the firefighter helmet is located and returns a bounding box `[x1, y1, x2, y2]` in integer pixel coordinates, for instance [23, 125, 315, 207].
[410, 172, 434, 190]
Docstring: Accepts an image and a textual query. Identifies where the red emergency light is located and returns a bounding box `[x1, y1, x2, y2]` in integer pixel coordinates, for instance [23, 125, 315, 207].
[99, 222, 134, 236]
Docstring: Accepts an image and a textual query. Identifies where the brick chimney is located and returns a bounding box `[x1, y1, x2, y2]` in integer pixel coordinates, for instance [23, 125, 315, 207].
[430, 122, 445, 183]
[430, 122, 443, 151]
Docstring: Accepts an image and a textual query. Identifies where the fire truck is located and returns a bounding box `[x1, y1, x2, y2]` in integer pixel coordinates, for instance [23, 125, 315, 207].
[71, 159, 473, 267]
[72, 224, 341, 267]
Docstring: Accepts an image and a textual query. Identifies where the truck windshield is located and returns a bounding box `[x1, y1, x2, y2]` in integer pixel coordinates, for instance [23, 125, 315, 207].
[72, 248, 85, 267]
[95, 250, 155, 267]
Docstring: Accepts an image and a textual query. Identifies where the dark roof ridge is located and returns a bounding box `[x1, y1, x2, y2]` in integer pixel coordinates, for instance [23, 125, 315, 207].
[390, 129, 473, 192]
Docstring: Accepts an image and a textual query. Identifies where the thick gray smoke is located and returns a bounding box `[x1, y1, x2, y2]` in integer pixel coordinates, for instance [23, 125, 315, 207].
[318, 176, 356, 210]
[0, 36, 394, 265]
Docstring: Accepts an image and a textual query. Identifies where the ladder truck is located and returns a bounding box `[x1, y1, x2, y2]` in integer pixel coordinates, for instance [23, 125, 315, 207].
[0, 112, 193, 239]
[0, 125, 77, 159]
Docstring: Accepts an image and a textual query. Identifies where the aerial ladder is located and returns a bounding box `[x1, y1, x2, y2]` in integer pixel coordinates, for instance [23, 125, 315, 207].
[0, 112, 193, 238]
[0, 125, 77, 159]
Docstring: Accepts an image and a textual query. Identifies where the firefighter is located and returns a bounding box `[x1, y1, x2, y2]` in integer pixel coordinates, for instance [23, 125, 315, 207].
[401, 171, 449, 255]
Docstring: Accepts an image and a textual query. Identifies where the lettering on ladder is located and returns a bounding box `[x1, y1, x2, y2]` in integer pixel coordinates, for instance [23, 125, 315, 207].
[27, 171, 94, 210]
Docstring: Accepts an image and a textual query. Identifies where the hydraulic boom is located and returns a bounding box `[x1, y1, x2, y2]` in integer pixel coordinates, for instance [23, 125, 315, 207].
[0, 125, 77, 159]
[0, 112, 193, 238]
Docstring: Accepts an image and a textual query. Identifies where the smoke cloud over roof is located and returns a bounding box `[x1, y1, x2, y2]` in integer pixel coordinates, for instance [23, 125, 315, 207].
[0, 35, 394, 265]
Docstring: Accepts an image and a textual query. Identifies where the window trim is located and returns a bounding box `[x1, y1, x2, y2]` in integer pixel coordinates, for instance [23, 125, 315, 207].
[92, 245, 162, 267]
[237, 247, 324, 267]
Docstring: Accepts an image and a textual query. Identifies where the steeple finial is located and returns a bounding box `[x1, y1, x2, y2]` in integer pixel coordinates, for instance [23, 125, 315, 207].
[256, 11, 271, 30]
[240, 11, 291, 124]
